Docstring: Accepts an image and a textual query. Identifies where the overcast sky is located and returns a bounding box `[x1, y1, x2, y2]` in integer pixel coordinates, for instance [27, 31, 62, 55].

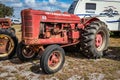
[0, 0, 73, 18]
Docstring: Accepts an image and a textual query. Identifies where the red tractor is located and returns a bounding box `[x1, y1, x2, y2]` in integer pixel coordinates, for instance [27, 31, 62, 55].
[0, 18, 18, 59]
[17, 9, 109, 74]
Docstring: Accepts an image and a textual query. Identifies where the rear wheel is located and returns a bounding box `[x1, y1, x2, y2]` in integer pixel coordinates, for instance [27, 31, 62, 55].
[40, 45, 65, 74]
[17, 42, 38, 62]
[0, 29, 18, 59]
[81, 21, 109, 58]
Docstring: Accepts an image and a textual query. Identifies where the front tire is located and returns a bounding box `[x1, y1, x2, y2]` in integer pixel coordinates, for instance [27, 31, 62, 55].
[81, 21, 109, 58]
[40, 45, 65, 74]
[17, 42, 38, 62]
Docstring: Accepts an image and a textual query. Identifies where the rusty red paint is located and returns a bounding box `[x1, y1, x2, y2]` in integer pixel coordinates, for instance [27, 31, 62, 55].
[48, 52, 60, 67]
[0, 39, 8, 53]
[95, 34, 103, 48]
[0, 18, 11, 29]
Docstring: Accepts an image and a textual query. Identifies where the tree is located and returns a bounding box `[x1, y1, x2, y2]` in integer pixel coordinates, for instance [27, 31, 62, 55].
[0, 3, 14, 18]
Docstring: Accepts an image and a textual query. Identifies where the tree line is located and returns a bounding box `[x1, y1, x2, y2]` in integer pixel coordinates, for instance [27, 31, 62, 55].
[0, 3, 14, 18]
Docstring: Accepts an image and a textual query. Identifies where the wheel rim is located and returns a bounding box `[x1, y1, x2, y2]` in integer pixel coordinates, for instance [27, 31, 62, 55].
[95, 31, 105, 51]
[0, 34, 14, 57]
[96, 33, 103, 48]
[22, 46, 36, 58]
[48, 51, 62, 70]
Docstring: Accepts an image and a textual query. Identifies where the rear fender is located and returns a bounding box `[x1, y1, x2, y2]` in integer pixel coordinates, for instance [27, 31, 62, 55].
[82, 17, 100, 27]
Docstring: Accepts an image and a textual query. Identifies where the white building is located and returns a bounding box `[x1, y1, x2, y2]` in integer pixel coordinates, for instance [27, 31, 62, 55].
[68, 0, 120, 31]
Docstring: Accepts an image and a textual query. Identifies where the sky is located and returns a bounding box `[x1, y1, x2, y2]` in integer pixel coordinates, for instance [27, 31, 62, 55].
[0, 0, 73, 18]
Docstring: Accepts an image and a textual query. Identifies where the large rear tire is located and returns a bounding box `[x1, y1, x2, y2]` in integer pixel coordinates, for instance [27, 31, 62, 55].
[81, 21, 109, 58]
[0, 29, 18, 59]
[40, 45, 65, 74]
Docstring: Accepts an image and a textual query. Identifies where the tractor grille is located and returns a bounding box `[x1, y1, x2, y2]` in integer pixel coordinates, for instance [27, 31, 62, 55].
[24, 15, 32, 20]
[24, 21, 32, 26]
[22, 12, 33, 38]
[25, 33, 32, 37]
[25, 26, 32, 32]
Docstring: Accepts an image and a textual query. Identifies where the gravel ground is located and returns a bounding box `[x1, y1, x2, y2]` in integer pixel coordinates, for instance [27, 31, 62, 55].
[0, 50, 120, 80]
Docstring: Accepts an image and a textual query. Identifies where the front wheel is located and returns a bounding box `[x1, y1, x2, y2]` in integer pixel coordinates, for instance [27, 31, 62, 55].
[17, 42, 38, 62]
[40, 45, 65, 74]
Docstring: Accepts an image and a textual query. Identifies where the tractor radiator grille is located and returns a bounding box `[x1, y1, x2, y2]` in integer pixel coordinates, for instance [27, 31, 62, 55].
[25, 27, 32, 32]
[22, 14, 33, 37]
[24, 15, 32, 20]
[24, 21, 32, 26]
[25, 33, 32, 37]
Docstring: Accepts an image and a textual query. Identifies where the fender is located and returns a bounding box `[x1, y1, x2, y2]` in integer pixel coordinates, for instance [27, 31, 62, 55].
[81, 17, 100, 26]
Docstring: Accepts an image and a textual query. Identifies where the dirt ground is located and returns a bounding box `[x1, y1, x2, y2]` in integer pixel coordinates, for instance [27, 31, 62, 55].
[0, 25, 120, 80]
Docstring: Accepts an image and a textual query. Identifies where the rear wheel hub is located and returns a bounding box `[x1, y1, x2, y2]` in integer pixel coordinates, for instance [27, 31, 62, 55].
[0, 34, 14, 57]
[96, 33, 103, 48]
